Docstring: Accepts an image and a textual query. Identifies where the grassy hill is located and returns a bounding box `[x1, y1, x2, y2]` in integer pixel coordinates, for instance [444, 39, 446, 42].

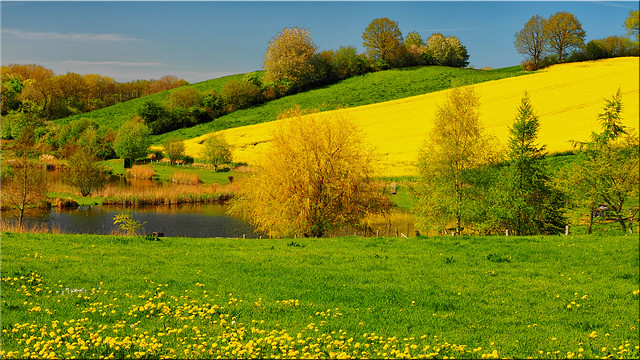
[53, 73, 249, 128]
[2, 232, 638, 359]
[186, 57, 639, 177]
[54, 65, 527, 142]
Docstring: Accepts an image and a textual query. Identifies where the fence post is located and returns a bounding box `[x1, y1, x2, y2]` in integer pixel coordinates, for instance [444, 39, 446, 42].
[565, 225, 569, 236]
[505, 229, 509, 237]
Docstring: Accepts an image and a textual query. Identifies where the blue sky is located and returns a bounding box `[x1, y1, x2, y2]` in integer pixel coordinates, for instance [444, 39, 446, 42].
[2, 1, 638, 83]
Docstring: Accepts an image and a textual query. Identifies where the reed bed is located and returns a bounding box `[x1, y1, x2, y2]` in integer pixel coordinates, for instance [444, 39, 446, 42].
[98, 182, 239, 206]
[126, 165, 156, 180]
[169, 171, 202, 185]
[47, 181, 80, 196]
[0, 219, 62, 234]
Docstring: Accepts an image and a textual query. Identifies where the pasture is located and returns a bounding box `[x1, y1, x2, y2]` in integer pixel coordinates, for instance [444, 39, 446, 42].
[1, 232, 638, 359]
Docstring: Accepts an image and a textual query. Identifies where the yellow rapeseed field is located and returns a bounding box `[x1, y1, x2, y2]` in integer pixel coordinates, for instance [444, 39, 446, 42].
[184, 57, 639, 177]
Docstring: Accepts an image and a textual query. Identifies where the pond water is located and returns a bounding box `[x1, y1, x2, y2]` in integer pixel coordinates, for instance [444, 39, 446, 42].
[43, 204, 260, 238]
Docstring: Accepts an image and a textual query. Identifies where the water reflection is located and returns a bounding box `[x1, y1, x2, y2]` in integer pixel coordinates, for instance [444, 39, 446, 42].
[48, 204, 259, 238]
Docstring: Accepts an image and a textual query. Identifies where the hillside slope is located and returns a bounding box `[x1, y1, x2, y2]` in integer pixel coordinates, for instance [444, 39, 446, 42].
[54, 65, 526, 139]
[185, 57, 639, 177]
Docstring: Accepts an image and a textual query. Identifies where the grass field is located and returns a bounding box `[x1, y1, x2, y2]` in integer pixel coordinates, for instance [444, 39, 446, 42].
[187, 57, 639, 177]
[1, 232, 638, 359]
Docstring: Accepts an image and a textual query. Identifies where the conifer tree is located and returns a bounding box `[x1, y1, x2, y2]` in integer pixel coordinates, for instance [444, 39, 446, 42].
[502, 92, 565, 235]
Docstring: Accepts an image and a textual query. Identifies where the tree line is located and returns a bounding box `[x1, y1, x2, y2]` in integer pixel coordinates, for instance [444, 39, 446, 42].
[2, 17, 472, 137]
[515, 10, 639, 70]
[138, 17, 471, 135]
[1, 64, 187, 120]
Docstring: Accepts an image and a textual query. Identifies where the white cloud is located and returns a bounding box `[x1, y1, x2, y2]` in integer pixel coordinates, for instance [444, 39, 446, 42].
[2, 28, 143, 42]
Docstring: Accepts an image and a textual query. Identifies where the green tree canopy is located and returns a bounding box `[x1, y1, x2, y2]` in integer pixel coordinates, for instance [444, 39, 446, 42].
[201, 133, 233, 171]
[114, 118, 152, 166]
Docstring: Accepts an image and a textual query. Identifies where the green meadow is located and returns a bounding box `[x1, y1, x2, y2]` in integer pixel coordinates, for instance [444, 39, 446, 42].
[53, 65, 527, 145]
[1, 232, 638, 359]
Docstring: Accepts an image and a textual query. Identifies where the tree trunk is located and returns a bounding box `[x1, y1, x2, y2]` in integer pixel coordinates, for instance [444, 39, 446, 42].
[587, 208, 594, 235]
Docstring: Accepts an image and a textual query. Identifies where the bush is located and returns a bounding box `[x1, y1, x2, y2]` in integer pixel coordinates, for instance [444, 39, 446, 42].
[222, 80, 263, 111]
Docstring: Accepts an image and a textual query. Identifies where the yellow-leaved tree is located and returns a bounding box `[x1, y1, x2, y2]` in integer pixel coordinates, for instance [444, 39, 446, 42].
[263, 27, 318, 92]
[230, 110, 390, 238]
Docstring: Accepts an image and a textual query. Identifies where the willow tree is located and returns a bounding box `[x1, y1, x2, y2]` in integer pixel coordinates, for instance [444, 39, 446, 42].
[230, 110, 389, 238]
[415, 87, 497, 235]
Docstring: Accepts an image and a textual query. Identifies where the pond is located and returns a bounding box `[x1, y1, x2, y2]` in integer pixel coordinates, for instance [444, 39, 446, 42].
[43, 204, 260, 238]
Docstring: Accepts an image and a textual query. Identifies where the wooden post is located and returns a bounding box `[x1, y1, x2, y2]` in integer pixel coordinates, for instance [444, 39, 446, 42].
[406, 223, 410, 238]
[505, 229, 509, 237]
[565, 225, 569, 236]
[243, 234, 245, 239]
[376, 229, 379, 237]
[395, 228, 399, 237]
[386, 222, 391, 237]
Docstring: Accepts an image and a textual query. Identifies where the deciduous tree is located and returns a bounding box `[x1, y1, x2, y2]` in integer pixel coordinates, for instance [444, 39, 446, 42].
[362, 17, 404, 67]
[169, 87, 201, 109]
[163, 137, 185, 165]
[230, 110, 389, 238]
[625, 10, 639, 41]
[263, 27, 318, 92]
[568, 89, 639, 233]
[1, 124, 48, 228]
[67, 150, 107, 197]
[514, 15, 548, 69]
[544, 12, 586, 61]
[425, 33, 469, 68]
[415, 87, 497, 235]
[114, 118, 152, 168]
[201, 133, 232, 171]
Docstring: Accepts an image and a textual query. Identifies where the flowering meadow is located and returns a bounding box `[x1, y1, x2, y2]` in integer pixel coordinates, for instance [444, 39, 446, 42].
[184, 57, 639, 177]
[1, 232, 638, 359]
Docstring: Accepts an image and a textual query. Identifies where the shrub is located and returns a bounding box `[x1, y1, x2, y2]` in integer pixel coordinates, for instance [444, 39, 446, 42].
[222, 80, 263, 111]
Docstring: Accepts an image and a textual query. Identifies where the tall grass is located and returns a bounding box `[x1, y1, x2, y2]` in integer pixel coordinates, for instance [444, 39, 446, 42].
[98, 182, 239, 206]
[0, 219, 62, 234]
[126, 165, 156, 179]
[169, 171, 202, 185]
